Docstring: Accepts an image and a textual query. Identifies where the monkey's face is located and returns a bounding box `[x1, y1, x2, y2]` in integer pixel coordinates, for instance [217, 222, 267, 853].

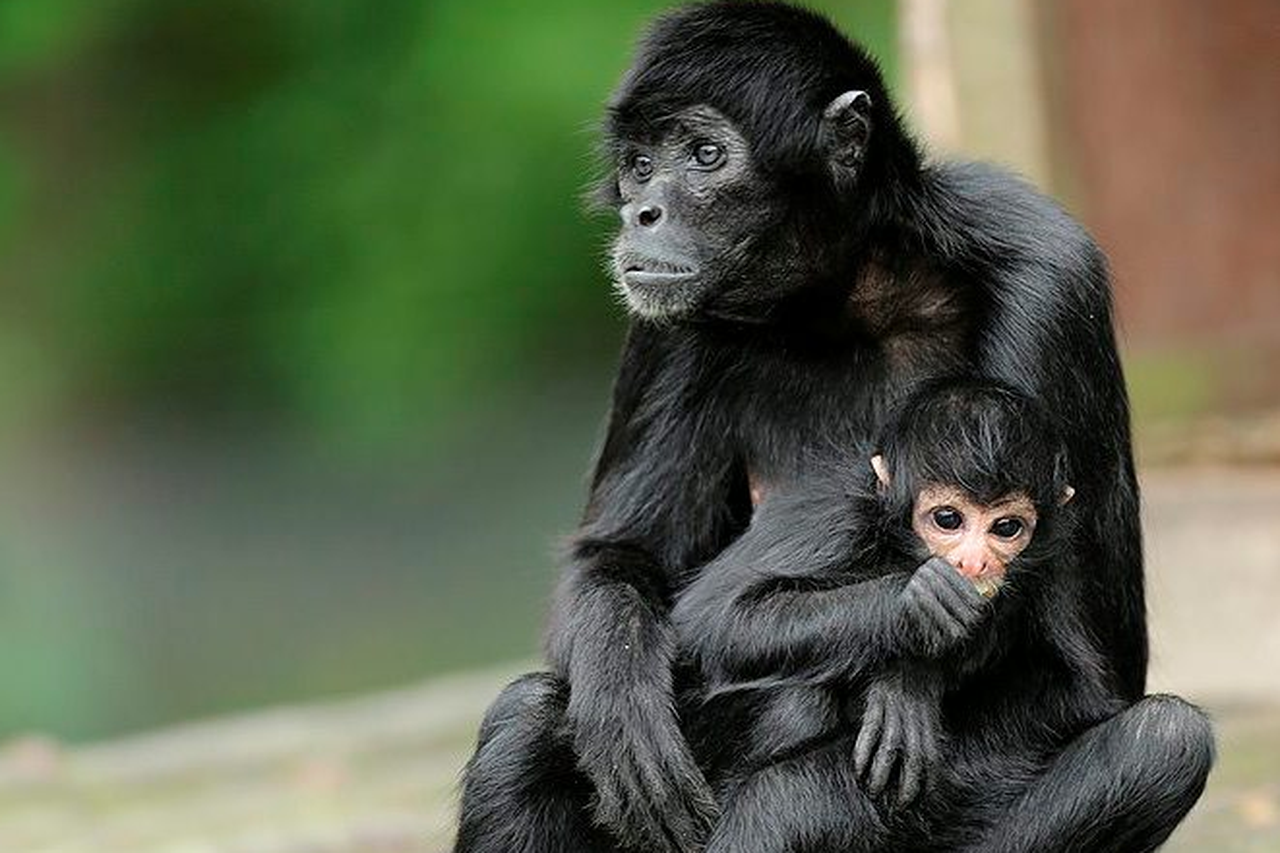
[604, 89, 870, 322]
[911, 485, 1037, 592]
[608, 106, 778, 320]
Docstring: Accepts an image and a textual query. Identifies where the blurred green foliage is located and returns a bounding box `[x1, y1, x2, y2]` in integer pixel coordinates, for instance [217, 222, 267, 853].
[0, 0, 898, 450]
[0, 0, 898, 740]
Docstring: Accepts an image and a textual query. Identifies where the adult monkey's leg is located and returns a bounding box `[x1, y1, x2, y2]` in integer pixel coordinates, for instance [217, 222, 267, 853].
[964, 694, 1213, 853]
[454, 672, 619, 853]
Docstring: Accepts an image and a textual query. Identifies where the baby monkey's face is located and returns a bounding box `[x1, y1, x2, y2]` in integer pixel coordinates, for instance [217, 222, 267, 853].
[912, 485, 1037, 592]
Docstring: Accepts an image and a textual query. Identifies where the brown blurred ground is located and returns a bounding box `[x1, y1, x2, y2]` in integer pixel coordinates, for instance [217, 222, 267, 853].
[1, 465, 1277, 852]
[1145, 469, 1280, 851]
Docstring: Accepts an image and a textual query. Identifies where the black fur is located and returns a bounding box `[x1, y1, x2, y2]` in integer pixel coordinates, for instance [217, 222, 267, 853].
[673, 379, 1076, 693]
[454, 4, 1212, 852]
[670, 379, 1134, 845]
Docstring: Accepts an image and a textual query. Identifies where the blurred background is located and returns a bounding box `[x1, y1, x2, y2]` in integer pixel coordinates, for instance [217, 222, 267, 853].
[0, 0, 1276, 850]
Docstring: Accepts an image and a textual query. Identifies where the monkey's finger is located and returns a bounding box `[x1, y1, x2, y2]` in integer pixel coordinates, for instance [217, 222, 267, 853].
[854, 693, 885, 778]
[897, 722, 923, 808]
[924, 707, 941, 756]
[950, 571, 989, 609]
[901, 575, 927, 611]
[919, 583, 968, 640]
[867, 711, 902, 796]
[929, 567, 982, 629]
[927, 555, 988, 609]
[930, 557, 977, 604]
[927, 555, 969, 589]
[919, 712, 942, 796]
[905, 575, 958, 631]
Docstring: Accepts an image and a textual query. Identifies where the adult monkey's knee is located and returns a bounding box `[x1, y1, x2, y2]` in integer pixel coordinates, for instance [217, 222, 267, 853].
[456, 673, 580, 853]
[1087, 693, 1215, 853]
[1126, 694, 1215, 798]
[462, 672, 572, 800]
[473, 671, 567, 750]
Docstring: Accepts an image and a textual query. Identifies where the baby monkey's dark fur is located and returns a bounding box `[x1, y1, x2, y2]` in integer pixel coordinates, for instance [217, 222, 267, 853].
[454, 4, 1213, 853]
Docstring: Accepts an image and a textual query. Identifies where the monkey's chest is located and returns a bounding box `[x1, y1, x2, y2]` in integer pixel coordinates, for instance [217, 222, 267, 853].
[732, 346, 959, 496]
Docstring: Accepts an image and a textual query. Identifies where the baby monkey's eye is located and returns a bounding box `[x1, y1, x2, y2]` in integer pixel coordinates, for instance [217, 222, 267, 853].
[990, 517, 1025, 539]
[931, 507, 963, 531]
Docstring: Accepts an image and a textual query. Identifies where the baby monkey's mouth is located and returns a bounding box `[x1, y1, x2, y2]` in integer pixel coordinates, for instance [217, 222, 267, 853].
[971, 575, 1004, 599]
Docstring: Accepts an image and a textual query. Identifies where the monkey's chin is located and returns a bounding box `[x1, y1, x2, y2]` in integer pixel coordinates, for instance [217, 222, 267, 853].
[972, 575, 1004, 599]
[615, 274, 703, 320]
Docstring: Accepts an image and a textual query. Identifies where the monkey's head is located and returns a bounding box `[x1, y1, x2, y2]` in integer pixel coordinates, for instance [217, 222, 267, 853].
[873, 379, 1076, 596]
[595, 1, 919, 322]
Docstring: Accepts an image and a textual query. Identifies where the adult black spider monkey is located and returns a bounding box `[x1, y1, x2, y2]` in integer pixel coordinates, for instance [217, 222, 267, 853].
[454, 4, 1212, 853]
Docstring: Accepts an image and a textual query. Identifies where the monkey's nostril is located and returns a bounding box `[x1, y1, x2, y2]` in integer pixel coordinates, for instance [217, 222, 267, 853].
[637, 205, 662, 227]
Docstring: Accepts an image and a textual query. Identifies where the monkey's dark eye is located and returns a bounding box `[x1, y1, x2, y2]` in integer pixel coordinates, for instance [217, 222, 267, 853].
[691, 142, 725, 168]
[632, 154, 654, 181]
[991, 518, 1025, 539]
[931, 507, 963, 531]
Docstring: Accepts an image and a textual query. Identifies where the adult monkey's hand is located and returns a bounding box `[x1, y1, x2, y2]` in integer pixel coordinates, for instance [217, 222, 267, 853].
[570, 684, 718, 853]
[554, 567, 719, 853]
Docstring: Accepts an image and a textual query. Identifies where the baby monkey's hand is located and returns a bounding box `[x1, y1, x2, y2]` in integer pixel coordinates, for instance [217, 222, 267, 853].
[899, 555, 991, 657]
[854, 666, 943, 809]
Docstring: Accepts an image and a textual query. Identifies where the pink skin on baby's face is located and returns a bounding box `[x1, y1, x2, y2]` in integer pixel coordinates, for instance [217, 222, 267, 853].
[910, 484, 1038, 582]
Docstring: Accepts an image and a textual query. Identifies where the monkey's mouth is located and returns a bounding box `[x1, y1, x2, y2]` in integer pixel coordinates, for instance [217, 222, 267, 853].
[618, 257, 698, 288]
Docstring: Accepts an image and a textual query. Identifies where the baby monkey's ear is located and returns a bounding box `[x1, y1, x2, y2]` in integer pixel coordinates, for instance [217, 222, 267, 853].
[1059, 485, 1076, 505]
[870, 454, 891, 489]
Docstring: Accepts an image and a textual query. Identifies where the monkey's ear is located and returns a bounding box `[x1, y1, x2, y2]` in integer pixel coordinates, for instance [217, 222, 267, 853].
[1059, 485, 1076, 506]
[870, 454, 891, 489]
[821, 90, 872, 186]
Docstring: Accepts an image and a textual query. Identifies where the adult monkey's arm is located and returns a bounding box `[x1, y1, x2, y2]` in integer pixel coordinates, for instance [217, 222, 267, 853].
[545, 324, 730, 853]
